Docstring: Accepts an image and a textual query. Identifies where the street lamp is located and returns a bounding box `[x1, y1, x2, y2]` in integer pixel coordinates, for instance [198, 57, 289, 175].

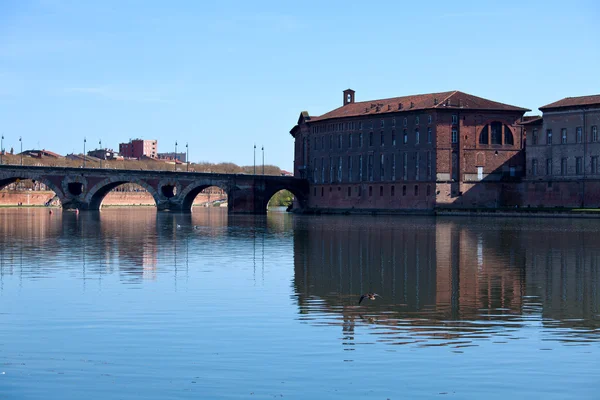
[186, 142, 189, 172]
[262, 146, 264, 175]
[1, 134, 3, 165]
[253, 144, 256, 175]
[174, 141, 178, 171]
[19, 136, 22, 166]
[99, 139, 102, 169]
[83, 137, 87, 168]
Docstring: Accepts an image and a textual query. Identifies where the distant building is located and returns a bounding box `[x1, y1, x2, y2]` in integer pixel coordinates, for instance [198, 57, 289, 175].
[88, 148, 121, 160]
[157, 152, 187, 162]
[20, 149, 62, 158]
[525, 94, 600, 179]
[119, 139, 158, 159]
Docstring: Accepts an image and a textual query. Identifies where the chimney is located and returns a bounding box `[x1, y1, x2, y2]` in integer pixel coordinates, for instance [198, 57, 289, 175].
[343, 89, 355, 106]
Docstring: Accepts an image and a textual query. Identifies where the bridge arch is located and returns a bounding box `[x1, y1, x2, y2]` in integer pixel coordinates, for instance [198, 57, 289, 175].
[263, 184, 308, 213]
[179, 182, 231, 212]
[86, 178, 161, 210]
[0, 174, 66, 206]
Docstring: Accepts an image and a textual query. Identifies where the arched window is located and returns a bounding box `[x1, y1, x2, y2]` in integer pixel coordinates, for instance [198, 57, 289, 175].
[479, 125, 489, 144]
[504, 125, 514, 145]
[491, 122, 502, 144]
[479, 122, 514, 146]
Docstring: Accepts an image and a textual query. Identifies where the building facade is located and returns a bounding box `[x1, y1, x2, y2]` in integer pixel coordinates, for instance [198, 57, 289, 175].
[119, 139, 158, 159]
[157, 152, 187, 162]
[523, 95, 600, 207]
[290, 89, 528, 211]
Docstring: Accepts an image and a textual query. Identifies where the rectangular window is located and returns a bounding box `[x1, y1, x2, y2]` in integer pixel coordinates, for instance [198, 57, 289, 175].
[592, 156, 598, 174]
[380, 154, 385, 180]
[321, 158, 325, 182]
[338, 156, 343, 182]
[329, 157, 334, 182]
[381, 119, 385, 128]
[359, 155, 363, 181]
[415, 153, 420, 180]
[593, 126, 598, 142]
[451, 129, 458, 143]
[369, 132, 373, 146]
[403, 130, 408, 144]
[427, 152, 432, 178]
[428, 115, 432, 124]
[414, 185, 419, 196]
[359, 133, 364, 147]
[329, 135, 333, 149]
[392, 154, 396, 180]
[368, 155, 374, 181]
[314, 137, 317, 150]
[561, 158, 567, 175]
[359, 121, 363, 130]
[391, 185, 395, 196]
[392, 118, 396, 127]
[403, 153, 408, 180]
[380, 132, 385, 147]
[369, 186, 372, 196]
[576, 127, 582, 143]
[415, 116, 420, 125]
[403, 117, 407, 127]
[427, 127, 432, 144]
[402, 185, 407, 196]
[546, 158, 552, 175]
[532, 159, 538, 176]
[415, 129, 420, 145]
[392, 130, 396, 146]
[348, 133, 352, 148]
[347, 186, 351, 197]
[547, 130, 553, 145]
[576, 157, 583, 175]
[561, 128, 567, 144]
[532, 128, 538, 145]
[379, 186, 383, 196]
[348, 156, 352, 182]
[452, 114, 458, 124]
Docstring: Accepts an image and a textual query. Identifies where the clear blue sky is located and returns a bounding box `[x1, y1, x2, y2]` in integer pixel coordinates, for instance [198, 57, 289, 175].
[1, 0, 598, 171]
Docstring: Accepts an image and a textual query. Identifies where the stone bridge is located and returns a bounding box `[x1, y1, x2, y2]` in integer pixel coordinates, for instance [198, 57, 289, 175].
[0, 165, 309, 214]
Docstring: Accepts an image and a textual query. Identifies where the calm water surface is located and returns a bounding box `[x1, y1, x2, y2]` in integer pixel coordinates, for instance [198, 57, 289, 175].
[0, 208, 599, 399]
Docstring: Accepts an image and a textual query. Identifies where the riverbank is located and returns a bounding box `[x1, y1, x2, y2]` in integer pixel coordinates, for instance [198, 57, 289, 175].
[0, 191, 227, 207]
[298, 206, 600, 218]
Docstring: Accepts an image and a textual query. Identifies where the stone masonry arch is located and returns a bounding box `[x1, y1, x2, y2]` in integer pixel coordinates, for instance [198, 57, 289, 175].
[85, 177, 161, 210]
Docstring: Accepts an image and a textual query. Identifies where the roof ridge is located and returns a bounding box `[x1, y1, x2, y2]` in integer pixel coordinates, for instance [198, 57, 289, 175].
[435, 90, 459, 108]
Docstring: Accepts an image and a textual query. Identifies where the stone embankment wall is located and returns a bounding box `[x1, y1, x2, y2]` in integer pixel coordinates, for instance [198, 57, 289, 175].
[0, 191, 227, 207]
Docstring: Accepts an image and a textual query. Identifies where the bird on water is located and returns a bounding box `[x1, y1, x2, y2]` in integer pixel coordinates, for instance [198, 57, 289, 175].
[358, 293, 381, 305]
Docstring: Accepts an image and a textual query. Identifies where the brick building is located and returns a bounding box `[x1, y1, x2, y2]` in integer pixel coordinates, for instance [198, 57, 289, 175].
[119, 139, 158, 159]
[290, 89, 528, 211]
[523, 94, 600, 207]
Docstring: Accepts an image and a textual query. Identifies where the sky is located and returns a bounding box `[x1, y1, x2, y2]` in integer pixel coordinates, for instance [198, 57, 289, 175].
[0, 0, 599, 171]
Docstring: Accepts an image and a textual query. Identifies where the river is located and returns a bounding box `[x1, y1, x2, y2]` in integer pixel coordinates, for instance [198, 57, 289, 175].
[0, 208, 598, 399]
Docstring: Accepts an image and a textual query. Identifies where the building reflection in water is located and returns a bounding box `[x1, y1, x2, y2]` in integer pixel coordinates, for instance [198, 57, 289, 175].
[292, 216, 600, 348]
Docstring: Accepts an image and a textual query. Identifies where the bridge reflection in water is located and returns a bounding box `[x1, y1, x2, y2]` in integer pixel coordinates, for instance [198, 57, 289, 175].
[291, 216, 600, 348]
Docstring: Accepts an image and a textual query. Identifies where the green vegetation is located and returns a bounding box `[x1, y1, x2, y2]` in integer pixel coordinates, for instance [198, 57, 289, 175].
[268, 190, 294, 207]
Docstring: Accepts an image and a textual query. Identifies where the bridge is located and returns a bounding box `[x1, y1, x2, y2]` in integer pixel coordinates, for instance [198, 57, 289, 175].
[0, 165, 309, 214]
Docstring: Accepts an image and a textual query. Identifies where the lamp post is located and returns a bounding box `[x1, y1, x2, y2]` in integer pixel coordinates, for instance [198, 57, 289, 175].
[1, 134, 3, 165]
[83, 137, 86, 168]
[19, 136, 22, 166]
[262, 146, 264, 175]
[99, 139, 102, 169]
[186, 142, 189, 172]
[253, 144, 256, 175]
[175, 141, 178, 171]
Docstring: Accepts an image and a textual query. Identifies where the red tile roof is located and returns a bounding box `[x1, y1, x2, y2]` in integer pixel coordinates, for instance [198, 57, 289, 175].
[519, 116, 543, 125]
[306, 90, 528, 123]
[539, 94, 600, 111]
